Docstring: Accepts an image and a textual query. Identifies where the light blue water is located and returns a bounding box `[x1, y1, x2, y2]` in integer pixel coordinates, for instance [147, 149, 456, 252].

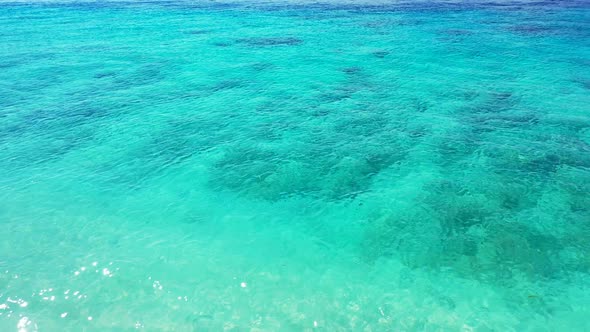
[1, 0, 590, 330]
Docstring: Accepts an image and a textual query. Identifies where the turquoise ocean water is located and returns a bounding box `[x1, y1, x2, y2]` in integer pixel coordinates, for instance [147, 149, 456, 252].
[1, 0, 590, 330]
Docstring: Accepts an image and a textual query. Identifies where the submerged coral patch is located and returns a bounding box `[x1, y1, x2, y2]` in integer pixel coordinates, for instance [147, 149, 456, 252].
[236, 37, 303, 47]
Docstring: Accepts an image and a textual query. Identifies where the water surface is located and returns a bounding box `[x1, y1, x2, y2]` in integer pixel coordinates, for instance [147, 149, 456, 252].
[1, 0, 590, 330]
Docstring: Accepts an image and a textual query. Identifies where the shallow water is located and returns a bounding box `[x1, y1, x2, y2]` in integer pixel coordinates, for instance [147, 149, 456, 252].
[1, 0, 590, 330]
